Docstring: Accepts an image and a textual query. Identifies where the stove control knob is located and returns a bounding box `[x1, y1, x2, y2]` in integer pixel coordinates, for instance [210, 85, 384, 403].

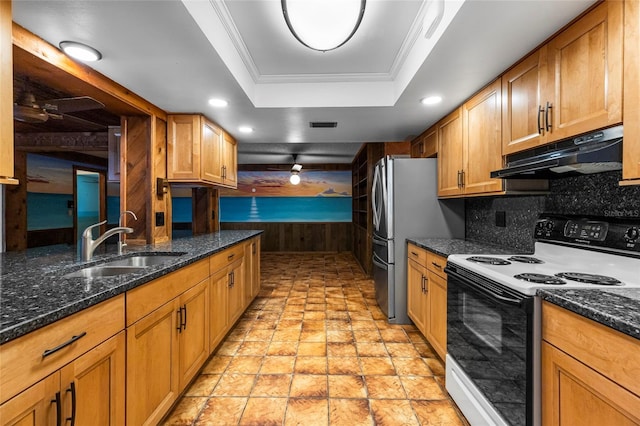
[625, 227, 640, 242]
[545, 221, 554, 231]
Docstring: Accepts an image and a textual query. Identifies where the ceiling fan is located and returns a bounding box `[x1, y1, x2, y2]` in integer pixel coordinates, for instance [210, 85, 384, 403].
[13, 78, 105, 124]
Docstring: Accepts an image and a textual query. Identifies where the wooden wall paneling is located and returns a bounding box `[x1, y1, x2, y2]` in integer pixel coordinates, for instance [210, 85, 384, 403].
[121, 116, 150, 245]
[220, 222, 352, 252]
[153, 117, 170, 243]
[191, 187, 218, 235]
[5, 151, 27, 251]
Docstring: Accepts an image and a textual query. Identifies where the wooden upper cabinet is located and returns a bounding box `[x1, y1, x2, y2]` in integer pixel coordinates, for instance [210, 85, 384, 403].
[545, 0, 623, 142]
[167, 114, 237, 188]
[0, 0, 17, 185]
[622, 0, 640, 184]
[502, 49, 547, 155]
[463, 78, 503, 195]
[437, 108, 464, 197]
[221, 132, 238, 188]
[411, 125, 437, 158]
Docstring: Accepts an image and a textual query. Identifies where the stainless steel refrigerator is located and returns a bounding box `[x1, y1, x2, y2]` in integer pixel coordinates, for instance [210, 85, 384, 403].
[371, 156, 465, 324]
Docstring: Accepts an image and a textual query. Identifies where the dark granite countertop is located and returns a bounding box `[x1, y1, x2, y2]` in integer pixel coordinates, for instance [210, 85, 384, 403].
[406, 238, 525, 258]
[538, 288, 640, 340]
[0, 230, 262, 345]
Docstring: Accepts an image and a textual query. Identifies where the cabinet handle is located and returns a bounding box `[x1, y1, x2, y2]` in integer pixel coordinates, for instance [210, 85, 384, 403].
[227, 253, 235, 261]
[51, 391, 62, 426]
[42, 332, 87, 358]
[229, 272, 234, 288]
[545, 102, 552, 132]
[423, 276, 428, 293]
[177, 308, 183, 333]
[182, 305, 187, 330]
[252, 243, 256, 255]
[460, 170, 465, 188]
[456, 171, 461, 188]
[411, 251, 419, 257]
[431, 262, 442, 269]
[66, 382, 76, 426]
[537, 105, 544, 134]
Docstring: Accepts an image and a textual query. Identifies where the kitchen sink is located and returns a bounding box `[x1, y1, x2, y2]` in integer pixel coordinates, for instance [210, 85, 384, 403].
[64, 265, 147, 278]
[63, 253, 184, 278]
[102, 254, 183, 267]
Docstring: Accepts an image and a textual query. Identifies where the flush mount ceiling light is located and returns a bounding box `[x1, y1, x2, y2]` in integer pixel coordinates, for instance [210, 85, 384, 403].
[208, 98, 228, 107]
[238, 126, 254, 133]
[59, 41, 102, 62]
[421, 95, 442, 106]
[282, 0, 366, 52]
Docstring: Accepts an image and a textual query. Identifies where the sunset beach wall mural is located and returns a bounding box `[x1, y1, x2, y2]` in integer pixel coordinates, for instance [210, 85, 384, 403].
[218, 170, 352, 222]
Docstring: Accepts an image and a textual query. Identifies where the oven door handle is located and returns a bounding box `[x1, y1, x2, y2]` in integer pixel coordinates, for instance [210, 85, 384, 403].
[445, 266, 527, 308]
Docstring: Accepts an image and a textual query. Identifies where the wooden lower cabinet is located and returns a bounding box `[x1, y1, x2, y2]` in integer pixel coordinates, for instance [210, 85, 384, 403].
[127, 302, 179, 426]
[542, 301, 640, 425]
[177, 280, 209, 390]
[424, 271, 447, 360]
[407, 257, 428, 334]
[0, 332, 125, 426]
[209, 268, 230, 352]
[244, 237, 261, 306]
[406, 244, 448, 360]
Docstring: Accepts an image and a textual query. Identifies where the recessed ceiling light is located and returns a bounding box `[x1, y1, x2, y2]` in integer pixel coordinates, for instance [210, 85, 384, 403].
[59, 41, 102, 62]
[208, 98, 228, 107]
[420, 96, 442, 106]
[239, 126, 254, 133]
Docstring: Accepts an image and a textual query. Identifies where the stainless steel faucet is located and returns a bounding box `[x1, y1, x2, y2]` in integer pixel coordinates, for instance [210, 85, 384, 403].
[81, 220, 134, 261]
[118, 210, 138, 255]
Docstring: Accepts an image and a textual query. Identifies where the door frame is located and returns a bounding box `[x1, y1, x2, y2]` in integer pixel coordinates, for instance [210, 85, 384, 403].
[73, 166, 107, 245]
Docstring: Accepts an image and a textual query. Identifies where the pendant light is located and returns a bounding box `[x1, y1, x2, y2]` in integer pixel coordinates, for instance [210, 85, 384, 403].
[282, 0, 366, 52]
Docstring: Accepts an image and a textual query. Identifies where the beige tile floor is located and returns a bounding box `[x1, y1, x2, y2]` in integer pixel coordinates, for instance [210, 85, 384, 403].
[163, 252, 469, 426]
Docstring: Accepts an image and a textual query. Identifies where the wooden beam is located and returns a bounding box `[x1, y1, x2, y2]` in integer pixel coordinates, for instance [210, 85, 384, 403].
[12, 22, 166, 120]
[5, 151, 27, 251]
[14, 132, 108, 152]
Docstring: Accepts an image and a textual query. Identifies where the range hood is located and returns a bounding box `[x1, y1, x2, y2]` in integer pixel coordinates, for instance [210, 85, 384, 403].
[491, 125, 623, 179]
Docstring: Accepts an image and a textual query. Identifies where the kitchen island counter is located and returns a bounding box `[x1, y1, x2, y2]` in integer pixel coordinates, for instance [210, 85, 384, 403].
[538, 288, 640, 340]
[0, 230, 262, 344]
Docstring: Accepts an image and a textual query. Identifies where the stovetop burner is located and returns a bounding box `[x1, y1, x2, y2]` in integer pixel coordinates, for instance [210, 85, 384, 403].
[555, 272, 623, 286]
[507, 256, 544, 264]
[467, 256, 511, 265]
[514, 273, 566, 285]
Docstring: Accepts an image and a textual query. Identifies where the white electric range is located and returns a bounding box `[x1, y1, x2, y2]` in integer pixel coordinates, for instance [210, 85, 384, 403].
[444, 213, 640, 426]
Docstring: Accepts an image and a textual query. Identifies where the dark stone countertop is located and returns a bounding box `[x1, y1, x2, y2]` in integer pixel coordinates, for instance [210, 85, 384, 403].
[406, 238, 524, 258]
[0, 230, 262, 345]
[538, 288, 640, 340]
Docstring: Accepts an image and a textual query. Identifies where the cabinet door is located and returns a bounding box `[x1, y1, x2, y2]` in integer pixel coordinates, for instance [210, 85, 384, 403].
[251, 238, 261, 300]
[407, 258, 427, 335]
[463, 79, 503, 195]
[0, 374, 58, 426]
[0, 1, 16, 184]
[542, 342, 640, 425]
[126, 302, 179, 426]
[425, 272, 447, 361]
[412, 125, 437, 158]
[60, 332, 125, 426]
[227, 259, 245, 325]
[210, 268, 230, 352]
[221, 132, 237, 188]
[167, 115, 201, 180]
[201, 120, 223, 184]
[502, 49, 547, 155]
[623, 0, 640, 183]
[545, 1, 623, 142]
[177, 279, 210, 390]
[437, 108, 464, 197]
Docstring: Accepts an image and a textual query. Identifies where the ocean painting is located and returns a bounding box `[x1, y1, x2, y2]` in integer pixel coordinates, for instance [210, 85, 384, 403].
[219, 170, 352, 222]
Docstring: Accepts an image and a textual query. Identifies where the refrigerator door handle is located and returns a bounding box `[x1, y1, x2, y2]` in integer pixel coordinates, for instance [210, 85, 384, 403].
[372, 252, 388, 270]
[371, 165, 381, 230]
[372, 234, 388, 246]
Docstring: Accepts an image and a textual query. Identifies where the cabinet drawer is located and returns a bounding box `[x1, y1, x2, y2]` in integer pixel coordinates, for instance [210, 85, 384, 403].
[127, 259, 209, 326]
[210, 244, 245, 273]
[542, 301, 640, 397]
[407, 244, 428, 267]
[0, 295, 125, 404]
[426, 252, 447, 277]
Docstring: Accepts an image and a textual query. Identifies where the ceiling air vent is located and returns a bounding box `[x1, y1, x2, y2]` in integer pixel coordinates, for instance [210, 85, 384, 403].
[309, 121, 338, 128]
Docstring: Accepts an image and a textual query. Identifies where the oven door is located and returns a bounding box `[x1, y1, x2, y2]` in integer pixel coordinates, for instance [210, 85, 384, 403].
[445, 264, 538, 426]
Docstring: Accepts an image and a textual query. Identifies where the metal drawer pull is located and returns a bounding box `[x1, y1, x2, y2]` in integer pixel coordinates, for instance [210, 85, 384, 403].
[545, 102, 552, 131]
[227, 253, 235, 261]
[431, 262, 442, 269]
[51, 391, 62, 426]
[411, 251, 419, 257]
[177, 308, 183, 333]
[537, 105, 544, 134]
[182, 305, 187, 330]
[42, 332, 87, 358]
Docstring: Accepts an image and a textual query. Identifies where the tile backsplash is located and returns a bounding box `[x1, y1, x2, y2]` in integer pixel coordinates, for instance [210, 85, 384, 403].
[465, 171, 640, 252]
